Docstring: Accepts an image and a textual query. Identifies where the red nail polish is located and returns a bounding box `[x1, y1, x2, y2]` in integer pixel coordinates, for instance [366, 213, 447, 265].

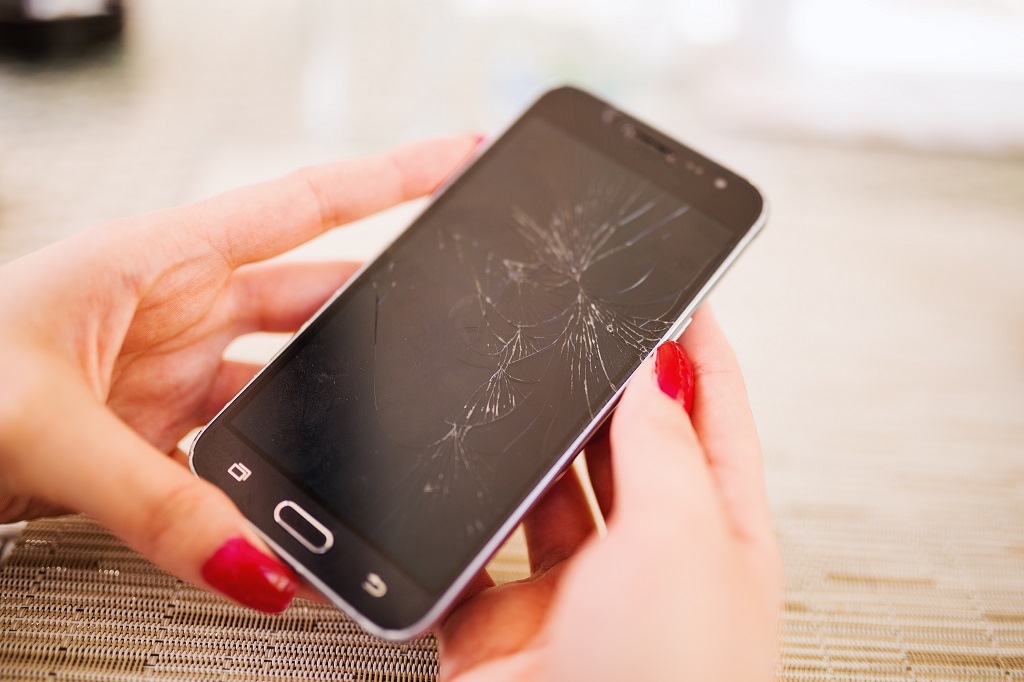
[655, 341, 695, 414]
[201, 537, 297, 613]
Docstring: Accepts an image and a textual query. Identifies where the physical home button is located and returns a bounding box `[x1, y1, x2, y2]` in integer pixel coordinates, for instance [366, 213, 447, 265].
[273, 501, 334, 555]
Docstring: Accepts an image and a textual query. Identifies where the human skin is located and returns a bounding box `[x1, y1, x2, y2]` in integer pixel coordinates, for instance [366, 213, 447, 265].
[437, 311, 782, 681]
[0, 134, 781, 679]
[0, 134, 480, 609]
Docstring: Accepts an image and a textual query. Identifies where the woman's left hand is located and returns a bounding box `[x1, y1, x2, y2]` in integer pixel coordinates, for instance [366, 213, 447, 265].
[0, 134, 479, 612]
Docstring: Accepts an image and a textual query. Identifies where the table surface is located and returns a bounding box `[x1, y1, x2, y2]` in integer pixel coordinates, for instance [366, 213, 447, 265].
[1, 3, 1023, 680]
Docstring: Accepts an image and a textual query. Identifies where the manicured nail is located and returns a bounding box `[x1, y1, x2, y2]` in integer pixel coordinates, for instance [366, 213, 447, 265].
[201, 537, 297, 613]
[655, 341, 695, 414]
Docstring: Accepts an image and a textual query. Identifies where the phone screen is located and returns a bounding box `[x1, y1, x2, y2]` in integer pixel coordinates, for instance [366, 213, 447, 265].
[223, 116, 735, 593]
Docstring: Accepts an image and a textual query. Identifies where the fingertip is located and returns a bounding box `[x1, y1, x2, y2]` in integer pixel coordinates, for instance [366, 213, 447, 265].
[26, 385, 300, 615]
[417, 132, 482, 161]
[614, 354, 695, 436]
[388, 133, 481, 200]
[654, 341, 695, 414]
[201, 536, 298, 613]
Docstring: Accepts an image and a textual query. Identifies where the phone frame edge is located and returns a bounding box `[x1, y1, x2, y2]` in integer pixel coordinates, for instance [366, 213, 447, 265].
[189, 95, 770, 642]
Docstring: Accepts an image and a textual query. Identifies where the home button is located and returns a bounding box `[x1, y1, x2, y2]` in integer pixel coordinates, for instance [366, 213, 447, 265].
[273, 501, 334, 554]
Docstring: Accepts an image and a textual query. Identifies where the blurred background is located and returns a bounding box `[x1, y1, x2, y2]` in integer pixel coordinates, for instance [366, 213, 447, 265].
[1, 0, 1023, 679]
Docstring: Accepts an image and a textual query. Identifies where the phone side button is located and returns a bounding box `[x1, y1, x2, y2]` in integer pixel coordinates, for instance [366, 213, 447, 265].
[273, 501, 334, 555]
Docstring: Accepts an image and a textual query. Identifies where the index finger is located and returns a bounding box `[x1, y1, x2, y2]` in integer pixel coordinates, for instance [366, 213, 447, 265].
[681, 307, 772, 543]
[142, 134, 480, 269]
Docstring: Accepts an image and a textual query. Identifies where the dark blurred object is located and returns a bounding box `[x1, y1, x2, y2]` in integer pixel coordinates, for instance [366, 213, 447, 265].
[0, 0, 123, 58]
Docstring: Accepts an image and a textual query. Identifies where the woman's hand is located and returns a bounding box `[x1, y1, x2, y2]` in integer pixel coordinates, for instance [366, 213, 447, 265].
[438, 309, 783, 681]
[0, 134, 479, 613]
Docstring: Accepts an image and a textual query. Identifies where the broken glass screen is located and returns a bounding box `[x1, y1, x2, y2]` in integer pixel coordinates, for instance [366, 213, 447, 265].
[228, 118, 734, 592]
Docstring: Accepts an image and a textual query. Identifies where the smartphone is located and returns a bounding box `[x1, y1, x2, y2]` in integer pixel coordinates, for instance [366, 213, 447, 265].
[190, 86, 766, 640]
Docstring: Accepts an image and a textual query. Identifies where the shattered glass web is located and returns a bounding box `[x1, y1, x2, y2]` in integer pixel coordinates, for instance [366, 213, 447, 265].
[231, 119, 733, 591]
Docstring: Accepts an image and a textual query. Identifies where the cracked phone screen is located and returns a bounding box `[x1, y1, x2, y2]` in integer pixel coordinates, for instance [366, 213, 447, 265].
[229, 118, 734, 592]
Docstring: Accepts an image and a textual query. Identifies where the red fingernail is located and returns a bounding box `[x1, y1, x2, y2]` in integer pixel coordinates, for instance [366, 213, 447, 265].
[655, 341, 695, 414]
[473, 133, 486, 147]
[201, 537, 297, 613]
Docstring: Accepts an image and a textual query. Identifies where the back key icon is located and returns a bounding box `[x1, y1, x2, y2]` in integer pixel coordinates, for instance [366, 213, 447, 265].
[362, 572, 387, 598]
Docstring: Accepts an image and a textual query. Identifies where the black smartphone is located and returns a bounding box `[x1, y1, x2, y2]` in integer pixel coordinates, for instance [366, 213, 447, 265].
[190, 86, 766, 640]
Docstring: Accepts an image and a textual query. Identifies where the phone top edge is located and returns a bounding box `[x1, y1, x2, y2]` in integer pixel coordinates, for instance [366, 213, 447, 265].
[532, 85, 764, 236]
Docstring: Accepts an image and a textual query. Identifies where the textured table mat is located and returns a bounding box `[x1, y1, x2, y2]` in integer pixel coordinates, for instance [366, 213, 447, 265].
[5, 507, 1024, 680]
[0, 515, 529, 681]
[2, 520, 432, 681]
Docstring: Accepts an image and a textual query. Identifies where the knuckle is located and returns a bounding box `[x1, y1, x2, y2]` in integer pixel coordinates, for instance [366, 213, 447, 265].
[385, 147, 419, 200]
[226, 269, 258, 330]
[694, 359, 750, 398]
[295, 166, 334, 229]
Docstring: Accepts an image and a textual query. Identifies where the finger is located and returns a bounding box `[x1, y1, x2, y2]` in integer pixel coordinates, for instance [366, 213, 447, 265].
[207, 263, 366, 421]
[584, 423, 613, 519]
[201, 360, 262, 424]
[438, 567, 562, 680]
[171, 446, 190, 468]
[228, 260, 362, 334]
[113, 359, 263, 453]
[150, 134, 479, 270]
[680, 308, 772, 542]
[521, 466, 596, 574]
[608, 354, 723, 533]
[12, 372, 298, 614]
[451, 568, 496, 611]
[168, 443, 331, 605]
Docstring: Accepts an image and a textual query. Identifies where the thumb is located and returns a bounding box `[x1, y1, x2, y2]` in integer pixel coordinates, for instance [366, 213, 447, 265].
[12, 374, 297, 613]
[608, 343, 722, 530]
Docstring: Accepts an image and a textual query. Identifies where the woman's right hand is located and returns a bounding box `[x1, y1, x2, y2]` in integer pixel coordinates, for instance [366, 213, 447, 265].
[439, 308, 783, 681]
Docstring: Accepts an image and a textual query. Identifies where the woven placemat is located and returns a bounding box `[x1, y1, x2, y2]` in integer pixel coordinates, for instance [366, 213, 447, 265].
[0, 515, 535, 681]
[0, 516, 466, 681]
[4, 508, 1024, 680]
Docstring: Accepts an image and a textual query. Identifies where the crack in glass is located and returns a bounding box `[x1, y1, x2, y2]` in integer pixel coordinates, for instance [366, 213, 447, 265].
[373, 173, 694, 538]
[227, 117, 735, 591]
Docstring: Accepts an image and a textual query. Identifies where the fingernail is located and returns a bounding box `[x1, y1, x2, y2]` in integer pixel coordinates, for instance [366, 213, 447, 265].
[201, 537, 297, 613]
[655, 341, 695, 414]
[473, 133, 486, 147]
